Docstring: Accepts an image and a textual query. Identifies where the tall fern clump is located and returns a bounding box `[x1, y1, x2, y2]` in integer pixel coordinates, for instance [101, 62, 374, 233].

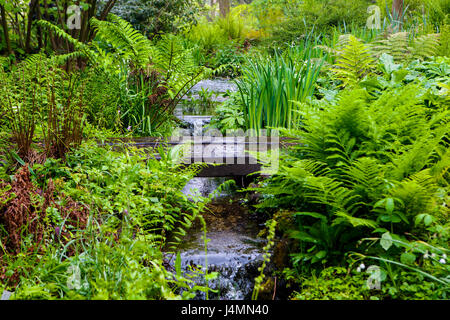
[236, 53, 323, 133]
[253, 79, 449, 275]
[0, 55, 87, 162]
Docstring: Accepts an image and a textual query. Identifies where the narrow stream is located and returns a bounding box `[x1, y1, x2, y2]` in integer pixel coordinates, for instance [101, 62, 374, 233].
[171, 79, 266, 300]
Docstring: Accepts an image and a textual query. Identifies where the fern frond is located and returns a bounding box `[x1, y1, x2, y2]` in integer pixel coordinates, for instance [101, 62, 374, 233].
[90, 14, 153, 68]
[341, 157, 385, 202]
[332, 35, 376, 87]
[37, 20, 98, 64]
[315, 34, 353, 57]
[151, 34, 213, 100]
[303, 176, 362, 215]
[412, 34, 440, 60]
[371, 32, 410, 61]
[333, 211, 378, 229]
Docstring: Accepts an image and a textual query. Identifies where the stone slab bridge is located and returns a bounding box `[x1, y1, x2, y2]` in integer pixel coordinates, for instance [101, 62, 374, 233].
[101, 136, 298, 178]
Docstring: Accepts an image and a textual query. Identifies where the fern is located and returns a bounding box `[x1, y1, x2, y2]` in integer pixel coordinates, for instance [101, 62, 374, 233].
[332, 35, 376, 87]
[371, 32, 442, 62]
[90, 14, 153, 68]
[37, 20, 96, 63]
[315, 34, 353, 56]
[333, 211, 378, 229]
[412, 34, 441, 60]
[371, 32, 411, 62]
[341, 157, 385, 203]
[149, 34, 214, 114]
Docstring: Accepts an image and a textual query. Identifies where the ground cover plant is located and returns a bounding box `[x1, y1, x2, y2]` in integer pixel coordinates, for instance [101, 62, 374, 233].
[0, 0, 449, 302]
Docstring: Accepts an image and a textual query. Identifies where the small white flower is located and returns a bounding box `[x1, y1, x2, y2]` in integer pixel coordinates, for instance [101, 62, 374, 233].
[356, 267, 361, 272]
[431, 253, 436, 258]
[359, 263, 366, 270]
[442, 254, 447, 259]
[423, 252, 429, 259]
[439, 259, 446, 264]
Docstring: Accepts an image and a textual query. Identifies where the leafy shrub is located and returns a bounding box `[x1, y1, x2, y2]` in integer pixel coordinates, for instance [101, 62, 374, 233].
[111, 0, 203, 38]
[268, 0, 373, 45]
[211, 44, 246, 77]
[291, 264, 448, 300]
[209, 92, 245, 133]
[38, 15, 212, 136]
[184, 7, 255, 75]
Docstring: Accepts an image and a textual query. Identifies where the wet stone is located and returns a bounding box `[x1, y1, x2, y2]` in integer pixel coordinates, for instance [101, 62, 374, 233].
[171, 191, 267, 300]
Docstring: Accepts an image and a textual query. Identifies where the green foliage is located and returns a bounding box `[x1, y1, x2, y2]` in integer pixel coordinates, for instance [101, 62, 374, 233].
[209, 92, 246, 133]
[267, 0, 373, 45]
[62, 142, 206, 250]
[371, 32, 442, 62]
[292, 267, 371, 300]
[253, 70, 449, 268]
[90, 14, 153, 69]
[210, 44, 246, 78]
[236, 52, 323, 133]
[291, 262, 448, 300]
[0, 54, 86, 161]
[186, 17, 229, 53]
[1, 142, 212, 299]
[151, 34, 213, 100]
[38, 14, 212, 136]
[439, 22, 450, 57]
[184, 8, 252, 76]
[332, 35, 376, 87]
[349, 232, 450, 299]
[252, 219, 277, 300]
[111, 0, 203, 38]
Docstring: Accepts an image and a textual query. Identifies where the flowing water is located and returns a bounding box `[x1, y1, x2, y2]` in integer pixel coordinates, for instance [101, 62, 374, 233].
[170, 79, 266, 300]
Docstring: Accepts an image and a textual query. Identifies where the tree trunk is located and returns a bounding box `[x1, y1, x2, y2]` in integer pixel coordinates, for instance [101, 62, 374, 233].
[37, 2, 42, 49]
[98, 0, 117, 21]
[0, 4, 12, 55]
[25, 0, 39, 53]
[392, 0, 404, 22]
[219, 0, 231, 18]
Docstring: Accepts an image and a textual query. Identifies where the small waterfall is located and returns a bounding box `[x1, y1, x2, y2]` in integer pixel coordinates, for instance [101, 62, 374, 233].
[182, 177, 229, 199]
[178, 115, 212, 136]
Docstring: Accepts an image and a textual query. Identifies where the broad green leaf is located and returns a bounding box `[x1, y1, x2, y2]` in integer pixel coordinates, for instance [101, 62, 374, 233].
[400, 252, 416, 265]
[380, 53, 401, 74]
[385, 198, 395, 214]
[380, 232, 393, 251]
[315, 250, 327, 259]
